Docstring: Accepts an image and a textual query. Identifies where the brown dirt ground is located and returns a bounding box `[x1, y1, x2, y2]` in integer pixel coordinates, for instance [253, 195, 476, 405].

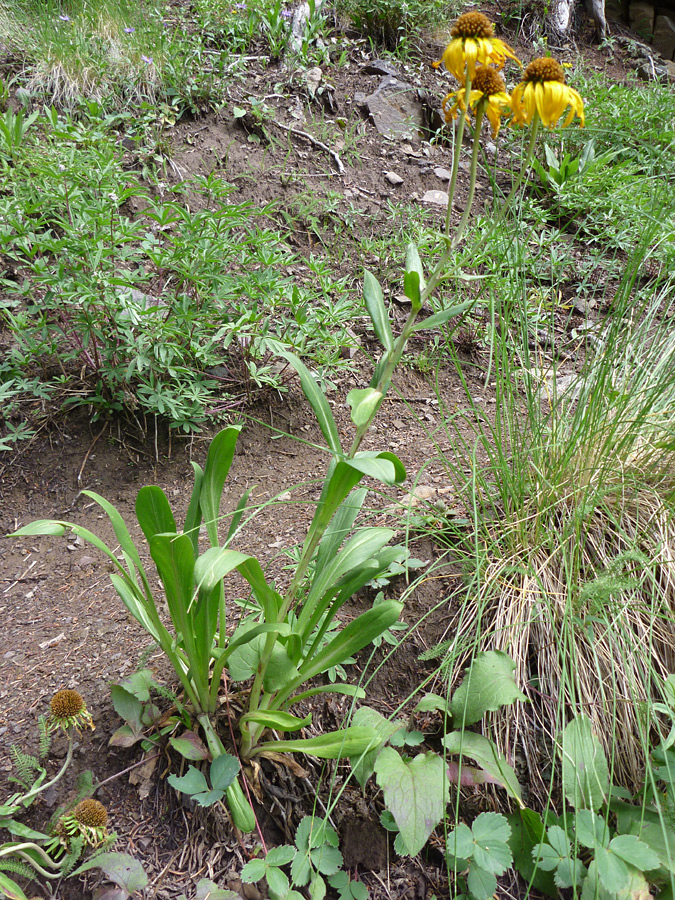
[0, 10, 663, 899]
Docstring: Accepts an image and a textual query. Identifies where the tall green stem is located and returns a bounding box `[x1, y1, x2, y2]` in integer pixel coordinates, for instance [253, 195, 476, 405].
[444, 69, 473, 233]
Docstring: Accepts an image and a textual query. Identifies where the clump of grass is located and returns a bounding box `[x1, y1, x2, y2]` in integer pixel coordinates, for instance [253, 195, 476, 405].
[432, 245, 675, 798]
[0, 0, 166, 105]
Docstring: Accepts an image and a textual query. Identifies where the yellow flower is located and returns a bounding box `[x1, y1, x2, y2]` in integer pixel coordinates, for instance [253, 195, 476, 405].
[434, 12, 521, 81]
[443, 65, 512, 137]
[511, 57, 584, 128]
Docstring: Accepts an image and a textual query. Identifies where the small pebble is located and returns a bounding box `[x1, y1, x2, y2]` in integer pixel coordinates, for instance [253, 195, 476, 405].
[385, 171, 404, 185]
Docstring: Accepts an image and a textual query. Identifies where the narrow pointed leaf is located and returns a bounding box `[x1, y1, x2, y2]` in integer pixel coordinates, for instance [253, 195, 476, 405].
[136, 486, 177, 543]
[255, 726, 380, 759]
[412, 299, 474, 332]
[363, 269, 394, 352]
[200, 427, 241, 545]
[240, 710, 312, 732]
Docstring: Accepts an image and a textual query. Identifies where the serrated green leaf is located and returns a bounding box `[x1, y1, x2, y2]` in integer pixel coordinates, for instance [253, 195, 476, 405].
[169, 731, 209, 761]
[266, 865, 290, 898]
[471, 813, 512, 875]
[561, 716, 609, 811]
[210, 753, 240, 792]
[554, 856, 587, 889]
[266, 845, 296, 867]
[241, 858, 267, 883]
[595, 845, 630, 893]
[167, 765, 209, 796]
[447, 823, 474, 860]
[609, 834, 660, 871]
[575, 809, 609, 850]
[472, 811, 512, 846]
[467, 864, 497, 900]
[450, 651, 527, 726]
[374, 748, 448, 856]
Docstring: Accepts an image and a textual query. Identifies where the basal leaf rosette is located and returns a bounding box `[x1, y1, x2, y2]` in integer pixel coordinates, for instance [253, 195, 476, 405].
[443, 66, 512, 137]
[511, 57, 584, 128]
[434, 12, 520, 81]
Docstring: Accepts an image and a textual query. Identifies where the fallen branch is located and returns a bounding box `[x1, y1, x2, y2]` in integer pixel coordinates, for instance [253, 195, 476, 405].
[273, 121, 345, 175]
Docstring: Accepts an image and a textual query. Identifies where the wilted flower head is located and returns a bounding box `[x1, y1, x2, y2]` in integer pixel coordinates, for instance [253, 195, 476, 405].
[49, 689, 95, 734]
[50, 799, 110, 854]
[511, 56, 584, 128]
[434, 11, 520, 81]
[73, 798, 109, 828]
[443, 65, 512, 136]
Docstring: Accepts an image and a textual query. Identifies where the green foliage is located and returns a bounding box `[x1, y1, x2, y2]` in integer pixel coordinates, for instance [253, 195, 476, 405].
[241, 816, 358, 900]
[336, 0, 455, 50]
[349, 652, 525, 862]
[446, 813, 513, 900]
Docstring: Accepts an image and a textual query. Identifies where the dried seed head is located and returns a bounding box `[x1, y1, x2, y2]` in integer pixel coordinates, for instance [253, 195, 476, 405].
[73, 799, 108, 828]
[523, 57, 565, 84]
[472, 66, 507, 96]
[50, 689, 85, 718]
[451, 12, 494, 39]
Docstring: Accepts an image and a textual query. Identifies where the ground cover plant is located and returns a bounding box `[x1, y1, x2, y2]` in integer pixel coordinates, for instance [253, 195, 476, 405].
[1, 0, 675, 897]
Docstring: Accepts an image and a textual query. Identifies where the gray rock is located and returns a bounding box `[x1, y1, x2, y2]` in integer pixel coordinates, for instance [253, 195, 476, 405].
[361, 59, 400, 77]
[433, 166, 452, 181]
[363, 77, 425, 141]
[422, 190, 449, 206]
[385, 171, 404, 185]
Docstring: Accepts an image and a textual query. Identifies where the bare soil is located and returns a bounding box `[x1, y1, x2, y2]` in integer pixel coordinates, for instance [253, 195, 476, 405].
[0, 13, 660, 899]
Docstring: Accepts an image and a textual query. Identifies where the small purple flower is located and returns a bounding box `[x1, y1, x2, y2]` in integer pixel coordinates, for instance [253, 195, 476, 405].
[235, 2, 246, 7]
[124, 26, 135, 33]
[59, 14, 70, 21]
[141, 54, 153, 64]
[281, 8, 292, 17]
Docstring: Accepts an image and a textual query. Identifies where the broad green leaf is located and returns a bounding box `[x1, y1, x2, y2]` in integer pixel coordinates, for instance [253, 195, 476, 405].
[595, 845, 630, 894]
[0, 819, 50, 841]
[347, 387, 383, 428]
[508, 807, 554, 895]
[449, 651, 527, 726]
[266, 866, 290, 897]
[363, 269, 394, 352]
[200, 427, 241, 545]
[228, 634, 299, 691]
[136, 485, 176, 543]
[167, 765, 209, 795]
[240, 710, 312, 732]
[80, 490, 148, 577]
[471, 813, 512, 875]
[347, 451, 406, 486]
[0, 873, 27, 900]
[415, 693, 448, 714]
[266, 845, 296, 867]
[575, 809, 610, 850]
[447, 822, 474, 860]
[609, 834, 660, 871]
[348, 706, 406, 789]
[561, 716, 609, 810]
[110, 684, 143, 730]
[256, 726, 380, 759]
[442, 731, 523, 805]
[619, 820, 675, 876]
[241, 858, 266, 882]
[194, 878, 240, 899]
[108, 723, 142, 748]
[467, 864, 498, 900]
[404, 243, 425, 311]
[412, 299, 474, 332]
[374, 748, 448, 856]
[193, 546, 253, 596]
[149, 533, 200, 675]
[555, 856, 587, 889]
[169, 731, 209, 761]
[119, 668, 155, 702]
[74, 852, 147, 891]
[210, 753, 240, 791]
[315, 488, 368, 574]
[267, 342, 341, 455]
